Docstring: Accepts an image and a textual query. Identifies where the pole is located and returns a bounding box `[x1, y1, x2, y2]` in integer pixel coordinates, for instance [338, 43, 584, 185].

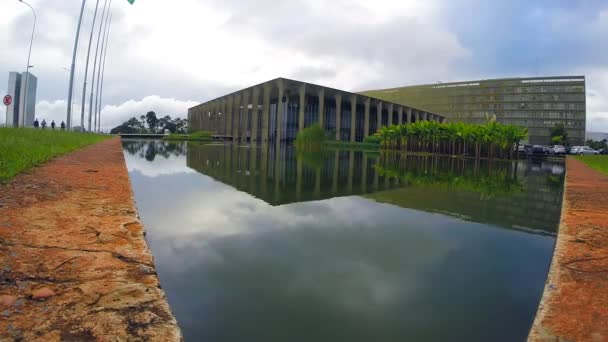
[67, 0, 87, 130]
[89, 0, 109, 132]
[97, 14, 112, 133]
[18, 0, 36, 127]
[95, 1, 112, 132]
[80, 0, 100, 132]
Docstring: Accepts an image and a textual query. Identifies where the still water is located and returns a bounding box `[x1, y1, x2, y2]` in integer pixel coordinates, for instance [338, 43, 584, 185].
[122, 140, 564, 342]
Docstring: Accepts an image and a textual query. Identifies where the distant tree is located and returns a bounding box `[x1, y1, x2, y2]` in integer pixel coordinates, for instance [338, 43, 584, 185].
[145, 111, 159, 133]
[110, 117, 147, 134]
[550, 124, 569, 146]
[586, 139, 608, 151]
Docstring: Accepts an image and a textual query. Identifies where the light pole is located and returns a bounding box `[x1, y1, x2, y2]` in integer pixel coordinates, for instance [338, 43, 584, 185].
[18, 0, 36, 128]
[94, 0, 112, 132]
[89, 0, 110, 132]
[80, 0, 101, 132]
[97, 14, 112, 133]
[66, 0, 87, 131]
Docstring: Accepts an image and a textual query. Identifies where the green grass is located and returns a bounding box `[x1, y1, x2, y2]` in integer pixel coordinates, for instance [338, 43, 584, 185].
[574, 155, 608, 176]
[0, 128, 110, 182]
[163, 131, 213, 141]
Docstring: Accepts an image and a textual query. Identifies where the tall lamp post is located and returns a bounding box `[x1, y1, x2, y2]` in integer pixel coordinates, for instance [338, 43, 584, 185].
[66, 0, 87, 130]
[80, 0, 101, 132]
[17, 0, 36, 128]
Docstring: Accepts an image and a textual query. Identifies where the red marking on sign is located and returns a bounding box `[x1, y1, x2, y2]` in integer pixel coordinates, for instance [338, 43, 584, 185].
[3, 95, 12, 106]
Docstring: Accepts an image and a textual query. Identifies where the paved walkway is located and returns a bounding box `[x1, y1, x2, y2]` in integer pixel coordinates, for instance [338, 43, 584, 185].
[0, 138, 181, 341]
[529, 158, 608, 341]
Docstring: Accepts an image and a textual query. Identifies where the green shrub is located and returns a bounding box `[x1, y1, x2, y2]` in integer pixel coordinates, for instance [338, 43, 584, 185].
[363, 135, 381, 145]
[295, 124, 326, 150]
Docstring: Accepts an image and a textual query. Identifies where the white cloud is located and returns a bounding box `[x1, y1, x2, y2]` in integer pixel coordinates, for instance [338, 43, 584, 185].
[33, 96, 197, 131]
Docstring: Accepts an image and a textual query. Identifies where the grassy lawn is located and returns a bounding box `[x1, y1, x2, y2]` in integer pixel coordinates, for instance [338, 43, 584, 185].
[0, 127, 110, 182]
[574, 155, 608, 176]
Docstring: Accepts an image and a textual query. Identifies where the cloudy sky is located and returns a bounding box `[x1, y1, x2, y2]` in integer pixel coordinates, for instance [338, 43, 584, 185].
[1, 0, 607, 131]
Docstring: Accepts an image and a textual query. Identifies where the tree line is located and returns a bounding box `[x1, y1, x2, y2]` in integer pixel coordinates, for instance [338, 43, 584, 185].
[371, 119, 528, 160]
[110, 111, 188, 134]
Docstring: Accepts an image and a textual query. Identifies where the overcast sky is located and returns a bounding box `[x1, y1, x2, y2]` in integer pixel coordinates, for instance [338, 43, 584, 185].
[1, 0, 607, 132]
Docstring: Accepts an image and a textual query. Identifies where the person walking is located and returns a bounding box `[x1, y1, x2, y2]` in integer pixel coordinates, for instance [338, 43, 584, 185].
[60, 121, 66, 131]
[51, 120, 56, 130]
[41, 119, 47, 129]
[33, 118, 39, 128]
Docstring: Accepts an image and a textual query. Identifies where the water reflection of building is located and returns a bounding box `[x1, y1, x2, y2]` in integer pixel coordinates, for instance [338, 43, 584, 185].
[188, 78, 445, 142]
[186, 143, 564, 234]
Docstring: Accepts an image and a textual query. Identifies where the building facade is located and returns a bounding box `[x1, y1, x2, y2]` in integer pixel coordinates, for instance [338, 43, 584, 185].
[188, 78, 445, 142]
[5, 71, 37, 128]
[19, 72, 37, 127]
[5, 72, 22, 127]
[362, 76, 586, 145]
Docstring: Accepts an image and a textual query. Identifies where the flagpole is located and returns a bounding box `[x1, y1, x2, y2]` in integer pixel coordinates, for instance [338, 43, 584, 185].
[95, 0, 112, 132]
[97, 14, 112, 133]
[79, 0, 100, 132]
[67, 0, 87, 131]
[89, 0, 109, 132]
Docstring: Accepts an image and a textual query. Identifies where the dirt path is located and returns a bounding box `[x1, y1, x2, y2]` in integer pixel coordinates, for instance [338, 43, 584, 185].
[0, 138, 181, 341]
[529, 158, 608, 341]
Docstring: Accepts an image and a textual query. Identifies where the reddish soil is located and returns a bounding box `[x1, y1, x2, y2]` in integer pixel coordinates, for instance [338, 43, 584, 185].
[0, 138, 181, 341]
[529, 158, 608, 342]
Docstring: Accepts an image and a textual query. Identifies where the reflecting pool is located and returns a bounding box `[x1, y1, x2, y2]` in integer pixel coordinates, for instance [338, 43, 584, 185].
[122, 140, 564, 342]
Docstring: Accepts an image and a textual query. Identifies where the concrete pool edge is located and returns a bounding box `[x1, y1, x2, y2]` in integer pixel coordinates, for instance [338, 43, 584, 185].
[528, 158, 608, 341]
[0, 138, 182, 341]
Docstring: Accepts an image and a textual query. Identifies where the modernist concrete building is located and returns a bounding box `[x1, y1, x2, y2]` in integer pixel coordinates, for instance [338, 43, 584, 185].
[188, 78, 445, 142]
[363, 76, 586, 145]
[5, 71, 37, 128]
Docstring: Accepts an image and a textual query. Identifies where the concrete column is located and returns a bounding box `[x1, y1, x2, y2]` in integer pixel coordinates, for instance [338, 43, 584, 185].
[276, 80, 285, 142]
[361, 154, 368, 193]
[241, 90, 250, 141]
[227, 96, 233, 137]
[407, 108, 412, 123]
[314, 167, 321, 198]
[233, 93, 242, 139]
[251, 87, 260, 142]
[221, 98, 230, 135]
[398, 106, 403, 125]
[423, 112, 428, 121]
[416, 110, 421, 122]
[332, 150, 339, 194]
[364, 98, 370, 138]
[377, 101, 383, 130]
[388, 103, 394, 126]
[347, 150, 354, 193]
[298, 84, 306, 132]
[296, 158, 303, 200]
[335, 94, 342, 141]
[318, 88, 325, 128]
[350, 95, 357, 142]
[262, 84, 271, 142]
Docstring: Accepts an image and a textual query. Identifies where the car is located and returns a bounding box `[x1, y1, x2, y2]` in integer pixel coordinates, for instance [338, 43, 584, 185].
[552, 145, 566, 155]
[543, 146, 554, 154]
[517, 144, 527, 153]
[577, 146, 600, 155]
[569, 146, 583, 155]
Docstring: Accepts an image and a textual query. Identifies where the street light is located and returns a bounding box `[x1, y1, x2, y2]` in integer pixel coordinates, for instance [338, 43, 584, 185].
[18, 0, 36, 128]
[67, 0, 87, 130]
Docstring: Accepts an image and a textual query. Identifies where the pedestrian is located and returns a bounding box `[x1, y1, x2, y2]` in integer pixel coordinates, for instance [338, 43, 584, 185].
[51, 120, 56, 130]
[34, 118, 39, 128]
[60, 121, 66, 131]
[41, 119, 47, 129]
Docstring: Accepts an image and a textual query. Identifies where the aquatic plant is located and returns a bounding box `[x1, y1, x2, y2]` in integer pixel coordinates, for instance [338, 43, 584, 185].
[373, 120, 528, 160]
